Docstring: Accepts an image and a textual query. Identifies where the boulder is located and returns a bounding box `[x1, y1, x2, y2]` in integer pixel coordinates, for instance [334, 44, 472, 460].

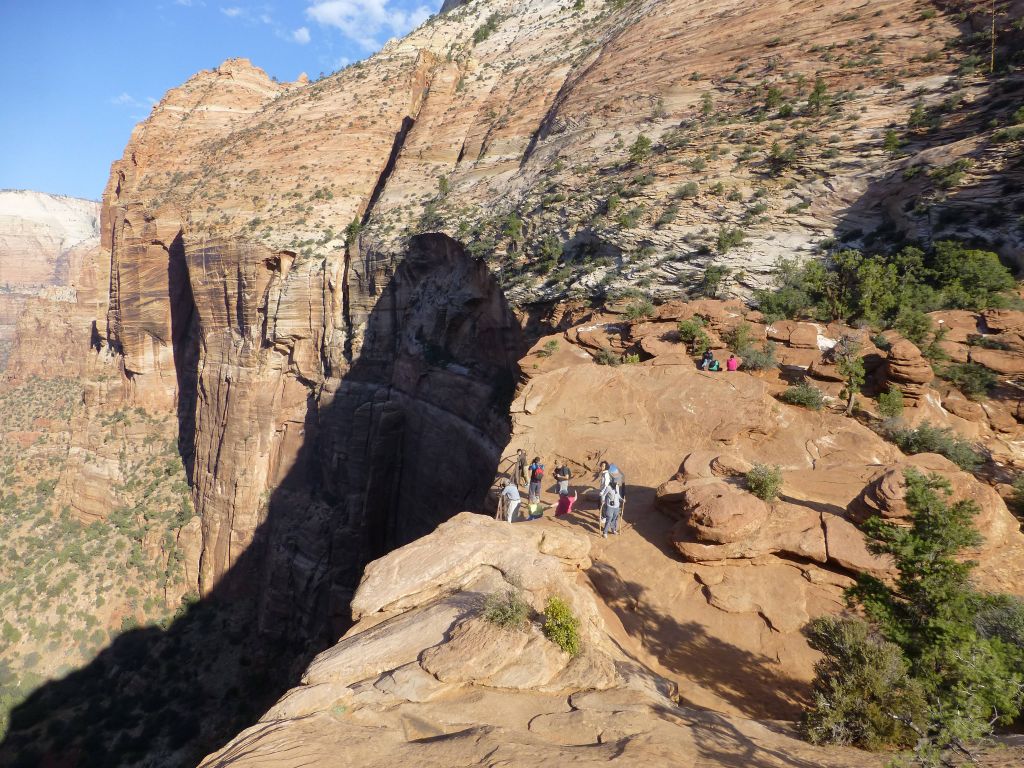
[682, 482, 768, 544]
[969, 347, 1024, 376]
[788, 323, 819, 349]
[822, 514, 892, 576]
[884, 340, 934, 403]
[853, 454, 1017, 552]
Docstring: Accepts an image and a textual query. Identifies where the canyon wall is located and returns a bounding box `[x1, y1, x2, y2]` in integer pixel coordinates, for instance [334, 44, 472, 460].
[0, 190, 100, 369]
[88, 0, 1023, 643]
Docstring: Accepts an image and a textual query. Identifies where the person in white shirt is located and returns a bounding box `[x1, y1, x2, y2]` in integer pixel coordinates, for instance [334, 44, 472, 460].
[500, 480, 521, 523]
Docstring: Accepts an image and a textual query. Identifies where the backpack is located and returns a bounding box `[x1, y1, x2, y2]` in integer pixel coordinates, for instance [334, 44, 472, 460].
[608, 464, 624, 487]
[532, 465, 544, 481]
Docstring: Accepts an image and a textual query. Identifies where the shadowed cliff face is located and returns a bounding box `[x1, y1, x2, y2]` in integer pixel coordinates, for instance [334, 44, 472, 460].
[0, 232, 522, 767]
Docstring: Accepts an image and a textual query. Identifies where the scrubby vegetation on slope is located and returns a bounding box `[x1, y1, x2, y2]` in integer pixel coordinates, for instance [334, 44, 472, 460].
[805, 470, 1024, 763]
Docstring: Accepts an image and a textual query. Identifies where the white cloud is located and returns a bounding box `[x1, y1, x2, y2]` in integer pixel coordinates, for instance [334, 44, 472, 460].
[175, 0, 204, 6]
[306, 0, 433, 50]
[221, 6, 243, 17]
[111, 92, 148, 109]
[292, 26, 312, 44]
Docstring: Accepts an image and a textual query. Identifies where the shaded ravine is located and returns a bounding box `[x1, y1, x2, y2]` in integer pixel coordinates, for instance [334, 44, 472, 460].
[0, 233, 523, 768]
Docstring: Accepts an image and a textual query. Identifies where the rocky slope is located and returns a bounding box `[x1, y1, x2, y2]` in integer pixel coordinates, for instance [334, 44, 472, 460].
[2, 0, 1024, 764]
[93, 0, 1024, 640]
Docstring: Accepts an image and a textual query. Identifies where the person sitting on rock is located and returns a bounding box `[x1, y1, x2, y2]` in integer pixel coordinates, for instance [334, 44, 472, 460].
[554, 461, 572, 495]
[707, 357, 722, 371]
[528, 457, 545, 503]
[699, 350, 715, 370]
[555, 489, 577, 517]
[726, 353, 739, 371]
[500, 479, 521, 523]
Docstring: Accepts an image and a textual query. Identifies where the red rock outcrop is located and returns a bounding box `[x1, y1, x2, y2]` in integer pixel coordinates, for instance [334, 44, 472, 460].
[884, 339, 934, 404]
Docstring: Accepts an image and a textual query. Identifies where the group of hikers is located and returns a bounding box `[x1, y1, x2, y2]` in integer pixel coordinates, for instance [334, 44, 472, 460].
[698, 350, 740, 371]
[497, 449, 626, 538]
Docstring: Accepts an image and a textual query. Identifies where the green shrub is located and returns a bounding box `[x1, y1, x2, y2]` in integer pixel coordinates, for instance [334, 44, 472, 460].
[593, 348, 621, 366]
[535, 340, 559, 358]
[675, 181, 699, 199]
[716, 226, 746, 254]
[677, 318, 711, 355]
[943, 362, 996, 401]
[739, 342, 777, 371]
[624, 299, 655, 321]
[746, 463, 782, 501]
[893, 308, 933, 345]
[700, 265, 731, 297]
[887, 421, 982, 471]
[724, 322, 754, 353]
[780, 382, 824, 410]
[628, 134, 652, 163]
[803, 616, 926, 749]
[839, 470, 1024, 756]
[484, 589, 530, 629]
[876, 387, 904, 420]
[472, 13, 503, 44]
[543, 596, 581, 655]
[622, 353, 641, 364]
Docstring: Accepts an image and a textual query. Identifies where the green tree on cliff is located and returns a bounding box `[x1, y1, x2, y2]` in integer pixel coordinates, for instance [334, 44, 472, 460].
[805, 470, 1024, 763]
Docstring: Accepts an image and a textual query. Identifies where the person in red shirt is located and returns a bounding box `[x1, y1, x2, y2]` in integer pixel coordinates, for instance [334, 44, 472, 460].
[726, 354, 739, 371]
[555, 489, 577, 517]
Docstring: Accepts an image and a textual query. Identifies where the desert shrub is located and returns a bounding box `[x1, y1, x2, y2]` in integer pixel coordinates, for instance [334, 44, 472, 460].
[746, 463, 782, 501]
[677, 318, 711, 355]
[593, 348, 620, 366]
[543, 596, 581, 655]
[887, 421, 982, 471]
[942, 362, 996, 401]
[780, 381, 824, 410]
[622, 353, 641, 364]
[841, 471, 1024, 757]
[628, 134, 652, 163]
[716, 226, 745, 254]
[834, 336, 865, 415]
[876, 387, 904, 420]
[699, 265, 731, 297]
[739, 342, 777, 371]
[473, 13, 503, 43]
[624, 299, 655, 321]
[484, 589, 530, 629]
[893, 308, 933, 345]
[803, 616, 926, 749]
[675, 181, 699, 199]
[535, 340, 559, 358]
[724, 322, 753, 352]
[1011, 474, 1024, 516]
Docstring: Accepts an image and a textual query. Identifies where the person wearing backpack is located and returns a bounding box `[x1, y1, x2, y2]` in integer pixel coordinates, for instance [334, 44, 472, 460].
[554, 461, 572, 495]
[500, 479, 521, 523]
[528, 457, 545, 503]
[607, 462, 626, 498]
[601, 481, 622, 537]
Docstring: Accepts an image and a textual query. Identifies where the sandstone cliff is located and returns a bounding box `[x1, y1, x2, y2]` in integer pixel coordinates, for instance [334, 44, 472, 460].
[94, 0, 1024, 633]
[3, 0, 1024, 764]
[0, 190, 100, 368]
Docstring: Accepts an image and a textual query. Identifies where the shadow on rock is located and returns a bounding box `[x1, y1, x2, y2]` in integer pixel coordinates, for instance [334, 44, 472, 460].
[0, 233, 522, 767]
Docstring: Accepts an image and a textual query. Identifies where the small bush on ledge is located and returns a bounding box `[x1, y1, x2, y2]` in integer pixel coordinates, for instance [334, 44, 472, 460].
[747, 463, 783, 501]
[484, 589, 529, 630]
[543, 596, 581, 655]
[780, 381, 824, 410]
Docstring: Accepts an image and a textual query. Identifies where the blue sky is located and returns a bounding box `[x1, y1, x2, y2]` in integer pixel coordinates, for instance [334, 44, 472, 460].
[0, 0, 438, 201]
